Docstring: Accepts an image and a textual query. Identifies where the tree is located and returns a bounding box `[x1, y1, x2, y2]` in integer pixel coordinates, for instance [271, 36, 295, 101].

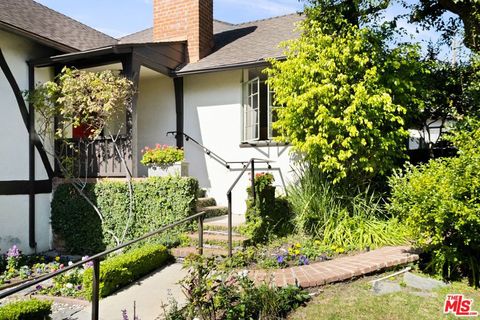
[266, 0, 425, 185]
[409, 0, 480, 52]
[29, 67, 136, 246]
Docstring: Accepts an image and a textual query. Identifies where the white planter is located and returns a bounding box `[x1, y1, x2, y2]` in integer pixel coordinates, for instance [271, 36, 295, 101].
[147, 161, 189, 177]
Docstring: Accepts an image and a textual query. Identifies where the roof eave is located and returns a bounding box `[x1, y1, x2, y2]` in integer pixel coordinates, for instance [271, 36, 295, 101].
[0, 21, 78, 53]
[173, 56, 287, 77]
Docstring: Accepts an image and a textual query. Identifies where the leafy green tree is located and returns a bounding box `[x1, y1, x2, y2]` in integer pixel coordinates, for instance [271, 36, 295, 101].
[409, 0, 480, 52]
[266, 1, 425, 185]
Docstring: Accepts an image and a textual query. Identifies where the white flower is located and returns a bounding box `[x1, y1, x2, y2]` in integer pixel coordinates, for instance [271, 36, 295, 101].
[68, 261, 73, 266]
[65, 283, 74, 289]
[238, 270, 249, 278]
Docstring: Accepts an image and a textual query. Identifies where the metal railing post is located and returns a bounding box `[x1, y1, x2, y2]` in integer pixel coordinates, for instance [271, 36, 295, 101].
[198, 214, 204, 255]
[92, 258, 100, 320]
[227, 191, 233, 257]
[251, 159, 255, 206]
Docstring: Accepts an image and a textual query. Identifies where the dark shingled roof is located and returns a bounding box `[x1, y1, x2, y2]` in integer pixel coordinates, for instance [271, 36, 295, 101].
[0, 0, 302, 73]
[119, 20, 237, 45]
[0, 0, 117, 51]
[177, 14, 303, 74]
[119, 14, 303, 74]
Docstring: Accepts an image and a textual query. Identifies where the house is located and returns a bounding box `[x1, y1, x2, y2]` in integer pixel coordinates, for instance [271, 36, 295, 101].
[0, 0, 302, 254]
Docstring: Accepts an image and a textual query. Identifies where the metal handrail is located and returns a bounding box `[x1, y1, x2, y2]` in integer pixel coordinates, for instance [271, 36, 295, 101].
[167, 131, 231, 169]
[0, 211, 206, 320]
[226, 158, 270, 257]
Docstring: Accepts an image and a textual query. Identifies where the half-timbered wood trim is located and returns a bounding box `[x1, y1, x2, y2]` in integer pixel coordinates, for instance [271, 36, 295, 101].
[174, 77, 184, 149]
[0, 50, 55, 179]
[0, 180, 52, 195]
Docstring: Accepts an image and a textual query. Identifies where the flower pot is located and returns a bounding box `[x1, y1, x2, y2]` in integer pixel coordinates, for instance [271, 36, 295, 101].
[147, 161, 189, 177]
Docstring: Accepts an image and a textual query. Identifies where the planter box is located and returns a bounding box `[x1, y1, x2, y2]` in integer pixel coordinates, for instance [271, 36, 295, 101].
[148, 161, 189, 177]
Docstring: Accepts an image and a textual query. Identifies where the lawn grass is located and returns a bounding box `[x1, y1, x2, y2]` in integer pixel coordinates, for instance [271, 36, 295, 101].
[289, 272, 480, 320]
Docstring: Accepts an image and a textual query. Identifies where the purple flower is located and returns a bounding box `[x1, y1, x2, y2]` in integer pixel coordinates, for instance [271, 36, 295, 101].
[121, 310, 129, 320]
[277, 255, 284, 264]
[36, 284, 43, 290]
[6, 245, 20, 258]
[76, 285, 83, 291]
[298, 255, 309, 266]
[82, 256, 93, 269]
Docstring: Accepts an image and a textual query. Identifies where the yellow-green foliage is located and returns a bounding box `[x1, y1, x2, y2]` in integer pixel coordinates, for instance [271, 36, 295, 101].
[82, 244, 173, 300]
[0, 299, 52, 320]
[29, 67, 134, 139]
[141, 144, 184, 166]
[389, 119, 480, 286]
[266, 9, 424, 184]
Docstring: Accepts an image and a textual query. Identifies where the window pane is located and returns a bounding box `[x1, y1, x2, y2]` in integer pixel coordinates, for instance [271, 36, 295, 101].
[243, 77, 260, 141]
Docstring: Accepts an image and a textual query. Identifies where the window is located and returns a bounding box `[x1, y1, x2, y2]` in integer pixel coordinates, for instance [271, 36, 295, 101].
[242, 69, 282, 143]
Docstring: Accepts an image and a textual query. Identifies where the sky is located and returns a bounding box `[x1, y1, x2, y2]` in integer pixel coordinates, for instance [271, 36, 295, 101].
[34, 0, 462, 60]
[35, 0, 305, 38]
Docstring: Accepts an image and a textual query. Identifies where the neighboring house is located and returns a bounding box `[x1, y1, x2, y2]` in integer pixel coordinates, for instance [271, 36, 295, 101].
[0, 0, 302, 253]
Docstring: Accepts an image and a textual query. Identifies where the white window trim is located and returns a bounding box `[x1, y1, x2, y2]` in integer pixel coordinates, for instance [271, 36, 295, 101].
[267, 83, 280, 140]
[242, 77, 260, 142]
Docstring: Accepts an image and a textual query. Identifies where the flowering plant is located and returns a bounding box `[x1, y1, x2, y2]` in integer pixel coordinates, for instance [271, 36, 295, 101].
[140, 144, 184, 167]
[254, 172, 274, 189]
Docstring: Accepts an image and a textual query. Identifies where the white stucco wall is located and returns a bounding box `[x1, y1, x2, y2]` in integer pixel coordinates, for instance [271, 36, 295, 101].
[183, 70, 295, 214]
[0, 29, 55, 254]
[137, 68, 177, 177]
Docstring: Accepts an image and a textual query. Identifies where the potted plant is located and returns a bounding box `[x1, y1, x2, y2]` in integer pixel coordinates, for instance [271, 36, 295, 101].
[141, 144, 188, 177]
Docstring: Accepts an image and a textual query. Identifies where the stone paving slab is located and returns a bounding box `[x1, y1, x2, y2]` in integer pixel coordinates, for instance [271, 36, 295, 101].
[204, 214, 245, 227]
[171, 247, 231, 258]
[74, 263, 187, 320]
[250, 246, 419, 288]
[186, 232, 248, 242]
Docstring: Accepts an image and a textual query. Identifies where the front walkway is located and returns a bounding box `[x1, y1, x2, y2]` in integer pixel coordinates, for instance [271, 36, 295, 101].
[250, 246, 419, 288]
[73, 263, 187, 320]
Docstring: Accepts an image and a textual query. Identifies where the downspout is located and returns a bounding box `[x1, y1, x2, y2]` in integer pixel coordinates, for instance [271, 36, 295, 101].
[28, 62, 36, 249]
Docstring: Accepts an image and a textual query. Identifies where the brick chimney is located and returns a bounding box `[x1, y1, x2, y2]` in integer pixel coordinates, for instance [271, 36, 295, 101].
[153, 0, 214, 63]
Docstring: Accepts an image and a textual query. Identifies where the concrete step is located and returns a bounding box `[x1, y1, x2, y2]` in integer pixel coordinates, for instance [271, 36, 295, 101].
[204, 214, 245, 228]
[186, 232, 248, 246]
[196, 197, 216, 209]
[172, 246, 233, 258]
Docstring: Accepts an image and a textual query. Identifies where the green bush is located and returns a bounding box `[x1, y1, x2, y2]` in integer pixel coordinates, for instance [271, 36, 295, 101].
[0, 299, 52, 320]
[83, 244, 173, 299]
[52, 176, 198, 254]
[389, 144, 480, 286]
[243, 173, 295, 243]
[287, 166, 409, 251]
[166, 256, 310, 320]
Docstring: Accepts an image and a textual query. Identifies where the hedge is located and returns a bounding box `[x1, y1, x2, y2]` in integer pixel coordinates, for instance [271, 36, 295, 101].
[83, 244, 173, 299]
[52, 176, 198, 254]
[0, 299, 52, 320]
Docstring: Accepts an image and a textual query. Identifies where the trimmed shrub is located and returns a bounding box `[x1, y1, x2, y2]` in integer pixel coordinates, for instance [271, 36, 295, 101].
[0, 299, 52, 320]
[389, 157, 480, 286]
[82, 244, 173, 299]
[389, 119, 480, 287]
[51, 176, 198, 254]
[243, 173, 295, 243]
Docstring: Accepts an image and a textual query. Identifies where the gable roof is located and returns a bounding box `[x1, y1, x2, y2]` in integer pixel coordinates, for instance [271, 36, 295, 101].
[119, 20, 237, 45]
[119, 14, 304, 75]
[0, 0, 117, 52]
[0, 0, 302, 74]
[177, 14, 303, 75]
